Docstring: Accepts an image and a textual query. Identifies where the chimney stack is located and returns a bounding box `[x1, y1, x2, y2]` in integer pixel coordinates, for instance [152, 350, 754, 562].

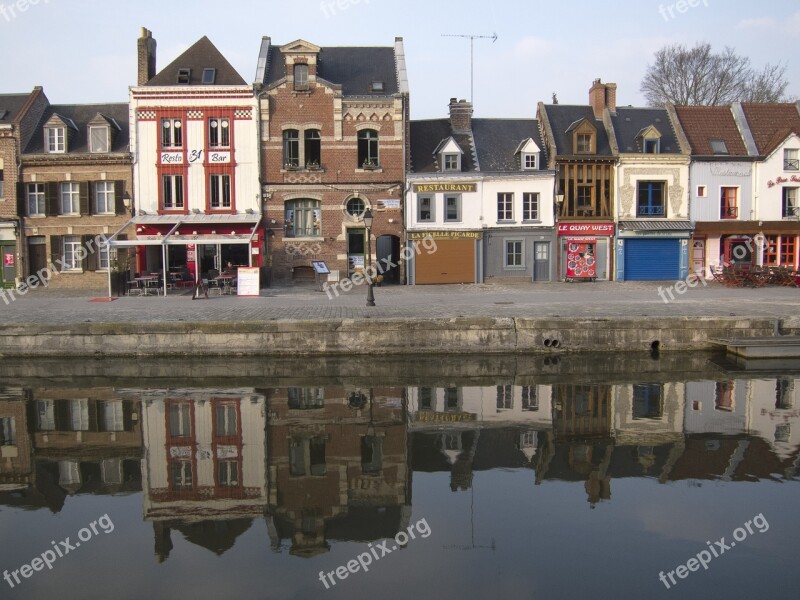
[589, 79, 617, 119]
[449, 98, 473, 132]
[137, 27, 157, 86]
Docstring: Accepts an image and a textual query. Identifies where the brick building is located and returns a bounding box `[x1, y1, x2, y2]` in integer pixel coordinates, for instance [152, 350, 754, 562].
[254, 37, 409, 283]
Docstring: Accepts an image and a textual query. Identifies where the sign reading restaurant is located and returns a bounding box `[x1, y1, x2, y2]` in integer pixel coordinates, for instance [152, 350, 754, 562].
[413, 183, 478, 193]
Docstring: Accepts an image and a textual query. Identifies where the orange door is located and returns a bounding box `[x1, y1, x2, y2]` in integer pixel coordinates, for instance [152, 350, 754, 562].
[415, 239, 475, 284]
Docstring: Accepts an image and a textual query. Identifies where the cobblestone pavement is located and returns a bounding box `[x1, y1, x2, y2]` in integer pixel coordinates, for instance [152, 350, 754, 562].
[0, 280, 798, 325]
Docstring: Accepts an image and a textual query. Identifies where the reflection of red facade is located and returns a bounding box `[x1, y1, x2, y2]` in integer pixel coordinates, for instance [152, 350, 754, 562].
[565, 238, 597, 279]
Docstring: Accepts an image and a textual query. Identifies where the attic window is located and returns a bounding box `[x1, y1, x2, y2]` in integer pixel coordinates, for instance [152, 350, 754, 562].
[371, 81, 385, 93]
[202, 68, 216, 84]
[177, 68, 192, 84]
[0, 110, 8, 120]
[89, 126, 109, 153]
[443, 153, 460, 172]
[522, 154, 537, 170]
[644, 139, 660, 154]
[294, 64, 309, 91]
[710, 139, 728, 155]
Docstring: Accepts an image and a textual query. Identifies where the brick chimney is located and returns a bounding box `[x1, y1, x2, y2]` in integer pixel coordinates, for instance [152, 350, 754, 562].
[589, 79, 617, 119]
[449, 98, 473, 132]
[137, 27, 157, 86]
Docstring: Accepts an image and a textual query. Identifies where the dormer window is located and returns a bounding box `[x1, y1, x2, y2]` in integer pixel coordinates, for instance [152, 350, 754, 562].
[710, 139, 728, 155]
[516, 138, 541, 171]
[46, 127, 65, 153]
[371, 81, 385, 93]
[523, 154, 537, 169]
[294, 64, 309, 91]
[177, 68, 192, 84]
[202, 68, 216, 84]
[576, 133, 593, 153]
[443, 153, 460, 172]
[644, 139, 660, 154]
[89, 126, 109, 153]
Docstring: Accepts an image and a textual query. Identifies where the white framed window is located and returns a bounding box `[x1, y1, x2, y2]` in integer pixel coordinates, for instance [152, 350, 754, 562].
[522, 153, 537, 170]
[162, 174, 184, 209]
[94, 181, 115, 214]
[46, 127, 65, 153]
[161, 118, 183, 148]
[523, 192, 539, 221]
[443, 153, 460, 171]
[418, 196, 434, 222]
[27, 183, 45, 216]
[70, 399, 90, 431]
[89, 126, 109, 153]
[37, 400, 55, 431]
[784, 148, 799, 171]
[97, 235, 111, 271]
[60, 182, 80, 215]
[62, 236, 83, 271]
[209, 174, 231, 209]
[497, 193, 514, 221]
[102, 400, 125, 432]
[208, 118, 230, 148]
[444, 195, 461, 222]
[505, 239, 525, 269]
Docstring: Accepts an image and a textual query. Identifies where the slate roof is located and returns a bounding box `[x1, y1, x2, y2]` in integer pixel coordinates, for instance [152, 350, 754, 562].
[409, 119, 476, 173]
[146, 36, 246, 86]
[611, 107, 682, 154]
[740, 103, 800, 156]
[262, 45, 398, 96]
[23, 103, 130, 154]
[0, 93, 33, 123]
[672, 106, 749, 157]
[540, 105, 614, 157]
[472, 119, 546, 172]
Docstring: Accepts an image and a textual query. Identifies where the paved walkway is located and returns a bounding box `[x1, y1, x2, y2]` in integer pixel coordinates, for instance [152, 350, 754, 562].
[0, 281, 798, 324]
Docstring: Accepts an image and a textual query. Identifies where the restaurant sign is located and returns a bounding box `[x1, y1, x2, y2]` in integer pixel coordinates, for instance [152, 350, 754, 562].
[408, 231, 482, 240]
[415, 411, 477, 423]
[558, 223, 615, 235]
[413, 183, 477, 193]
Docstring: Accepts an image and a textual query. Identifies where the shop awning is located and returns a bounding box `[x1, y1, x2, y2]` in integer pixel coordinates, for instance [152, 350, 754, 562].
[618, 220, 693, 231]
[694, 221, 800, 235]
[106, 213, 262, 247]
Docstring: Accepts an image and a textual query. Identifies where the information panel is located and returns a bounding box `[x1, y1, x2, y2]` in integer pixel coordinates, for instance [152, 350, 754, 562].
[237, 267, 260, 297]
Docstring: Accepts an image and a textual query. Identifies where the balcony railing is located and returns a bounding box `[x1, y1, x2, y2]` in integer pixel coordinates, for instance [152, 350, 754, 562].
[783, 205, 800, 219]
[721, 206, 738, 219]
[637, 205, 665, 217]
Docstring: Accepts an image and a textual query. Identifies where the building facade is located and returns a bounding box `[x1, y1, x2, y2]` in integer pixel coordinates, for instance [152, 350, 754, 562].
[255, 37, 409, 284]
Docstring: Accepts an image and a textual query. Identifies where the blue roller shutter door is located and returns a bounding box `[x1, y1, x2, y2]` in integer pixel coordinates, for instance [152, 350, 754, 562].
[624, 239, 680, 280]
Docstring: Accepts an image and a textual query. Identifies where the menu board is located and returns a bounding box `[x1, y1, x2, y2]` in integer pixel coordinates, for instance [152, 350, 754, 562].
[237, 267, 260, 297]
[565, 238, 597, 280]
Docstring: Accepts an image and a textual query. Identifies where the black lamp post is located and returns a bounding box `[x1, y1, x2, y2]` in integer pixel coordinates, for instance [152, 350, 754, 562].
[363, 208, 375, 307]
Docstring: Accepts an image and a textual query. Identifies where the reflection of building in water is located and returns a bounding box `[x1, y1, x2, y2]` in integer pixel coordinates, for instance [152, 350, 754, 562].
[748, 377, 800, 463]
[0, 387, 34, 499]
[685, 379, 748, 435]
[135, 388, 267, 562]
[266, 386, 408, 558]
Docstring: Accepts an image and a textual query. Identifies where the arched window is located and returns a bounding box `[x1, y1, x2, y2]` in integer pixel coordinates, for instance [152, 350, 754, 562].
[357, 129, 379, 168]
[283, 129, 299, 167]
[305, 129, 321, 167]
[285, 199, 321, 238]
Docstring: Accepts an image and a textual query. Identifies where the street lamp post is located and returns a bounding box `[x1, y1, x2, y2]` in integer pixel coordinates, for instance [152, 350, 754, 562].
[363, 208, 375, 307]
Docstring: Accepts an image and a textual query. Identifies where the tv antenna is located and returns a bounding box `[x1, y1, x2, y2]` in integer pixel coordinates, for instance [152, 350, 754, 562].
[441, 32, 498, 104]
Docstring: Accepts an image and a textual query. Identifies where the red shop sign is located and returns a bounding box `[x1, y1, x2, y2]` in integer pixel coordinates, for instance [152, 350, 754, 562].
[3, 253, 14, 267]
[558, 223, 615, 235]
[565, 238, 597, 279]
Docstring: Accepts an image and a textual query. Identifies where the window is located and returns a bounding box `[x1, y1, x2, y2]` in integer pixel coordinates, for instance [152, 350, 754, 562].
[60, 182, 80, 215]
[632, 384, 663, 419]
[720, 187, 738, 219]
[776, 378, 794, 410]
[357, 129, 379, 167]
[576, 133, 592, 153]
[370, 81, 385, 93]
[218, 460, 239, 486]
[209, 174, 231, 209]
[0, 168, 3, 198]
[497, 193, 513, 221]
[89, 126, 108, 153]
[418, 196, 434, 222]
[444, 388, 460, 411]
[215, 403, 237, 437]
[505, 240, 524, 268]
[94, 181, 115, 214]
[294, 64, 309, 91]
[418, 387, 434, 410]
[521, 386, 538, 411]
[523, 192, 539, 221]
[710, 139, 728, 155]
[37, 400, 55, 431]
[161, 118, 182, 148]
[208, 118, 230, 148]
[202, 68, 216, 84]
[715, 381, 733, 411]
[62, 236, 82, 271]
[162, 174, 184, 209]
[637, 181, 666, 217]
[577, 185, 593, 214]
[444, 195, 460, 222]
[361, 435, 383, 474]
[27, 183, 45, 216]
[70, 399, 90, 431]
[443, 153, 460, 171]
[784, 149, 799, 171]
[346, 197, 365, 217]
[697, 185, 707, 198]
[290, 437, 326, 476]
[305, 129, 321, 166]
[763, 234, 779, 265]
[101, 400, 124, 432]
[497, 385, 513, 410]
[285, 199, 321, 237]
[0, 417, 15, 446]
[288, 388, 324, 409]
[98, 236, 111, 271]
[46, 127, 65, 153]
[283, 129, 299, 167]
[523, 154, 537, 170]
[169, 402, 192, 438]
[177, 68, 191, 84]
[780, 236, 796, 265]
[171, 461, 193, 489]
[783, 187, 798, 218]
[644, 139, 660, 154]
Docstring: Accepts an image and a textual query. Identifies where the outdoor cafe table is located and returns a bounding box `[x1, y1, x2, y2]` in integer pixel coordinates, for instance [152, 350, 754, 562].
[135, 275, 160, 296]
[214, 274, 235, 295]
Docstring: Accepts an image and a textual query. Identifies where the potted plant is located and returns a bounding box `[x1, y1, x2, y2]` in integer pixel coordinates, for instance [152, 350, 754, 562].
[305, 160, 320, 170]
[362, 159, 378, 170]
[284, 162, 299, 171]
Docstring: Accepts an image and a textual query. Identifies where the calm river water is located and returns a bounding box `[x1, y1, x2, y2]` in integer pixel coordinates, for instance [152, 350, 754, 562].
[0, 353, 798, 600]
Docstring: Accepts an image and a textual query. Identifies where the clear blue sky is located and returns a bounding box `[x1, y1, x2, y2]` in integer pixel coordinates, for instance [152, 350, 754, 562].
[1, 0, 798, 119]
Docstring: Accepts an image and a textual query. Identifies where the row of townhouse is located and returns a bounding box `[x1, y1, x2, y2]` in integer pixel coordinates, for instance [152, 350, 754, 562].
[1, 30, 798, 291]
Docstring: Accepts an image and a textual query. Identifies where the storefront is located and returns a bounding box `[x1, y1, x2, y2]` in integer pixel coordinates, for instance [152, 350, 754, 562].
[107, 214, 263, 295]
[693, 222, 800, 274]
[483, 229, 557, 282]
[557, 223, 615, 281]
[0, 224, 17, 289]
[407, 231, 483, 285]
[615, 221, 693, 281]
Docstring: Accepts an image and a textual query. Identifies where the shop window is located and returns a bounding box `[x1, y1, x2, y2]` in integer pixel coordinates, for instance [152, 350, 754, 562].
[61, 182, 80, 215]
[357, 129, 379, 168]
[632, 384, 663, 419]
[720, 187, 738, 219]
[444, 195, 461, 222]
[523, 193, 539, 221]
[283, 129, 299, 167]
[285, 199, 321, 238]
[161, 118, 182, 148]
[305, 129, 321, 167]
[763, 235, 779, 265]
[209, 174, 231, 209]
[783, 187, 798, 218]
[780, 236, 796, 265]
[418, 196, 434, 222]
[294, 64, 309, 91]
[637, 181, 665, 217]
[497, 193, 513, 221]
[94, 181, 115, 214]
[27, 183, 46, 216]
[505, 240, 524, 269]
[784, 149, 799, 171]
[208, 118, 230, 148]
[162, 174, 184, 209]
